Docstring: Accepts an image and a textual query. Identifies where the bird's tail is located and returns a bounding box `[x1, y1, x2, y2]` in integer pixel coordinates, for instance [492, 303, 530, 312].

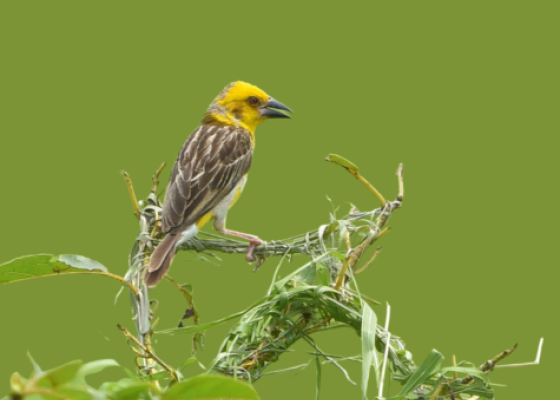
[145, 233, 180, 287]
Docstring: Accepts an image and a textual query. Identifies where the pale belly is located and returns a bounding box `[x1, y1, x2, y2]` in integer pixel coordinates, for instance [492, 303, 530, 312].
[196, 174, 248, 229]
[175, 176, 247, 249]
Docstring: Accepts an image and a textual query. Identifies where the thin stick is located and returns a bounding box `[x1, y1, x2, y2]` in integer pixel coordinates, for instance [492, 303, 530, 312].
[453, 354, 458, 380]
[334, 258, 350, 291]
[355, 247, 382, 274]
[98, 272, 139, 296]
[344, 229, 351, 251]
[325, 154, 387, 206]
[375, 226, 391, 240]
[429, 383, 444, 400]
[462, 343, 518, 384]
[396, 163, 404, 202]
[494, 338, 543, 369]
[122, 171, 141, 219]
[378, 303, 391, 399]
[152, 162, 166, 194]
[355, 173, 387, 207]
[80, 271, 139, 295]
[117, 324, 178, 382]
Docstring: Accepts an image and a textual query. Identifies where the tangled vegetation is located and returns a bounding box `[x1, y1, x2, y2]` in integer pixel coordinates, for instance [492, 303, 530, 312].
[0, 155, 542, 400]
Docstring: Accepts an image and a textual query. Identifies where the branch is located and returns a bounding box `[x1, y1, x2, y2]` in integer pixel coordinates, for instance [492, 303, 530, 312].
[122, 171, 141, 219]
[177, 162, 404, 267]
[118, 324, 178, 382]
[461, 343, 518, 385]
[325, 154, 388, 206]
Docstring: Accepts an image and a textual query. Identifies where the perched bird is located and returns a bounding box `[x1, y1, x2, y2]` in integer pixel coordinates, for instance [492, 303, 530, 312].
[145, 81, 292, 287]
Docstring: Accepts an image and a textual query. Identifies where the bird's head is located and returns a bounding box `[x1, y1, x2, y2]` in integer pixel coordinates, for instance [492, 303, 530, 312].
[206, 81, 292, 132]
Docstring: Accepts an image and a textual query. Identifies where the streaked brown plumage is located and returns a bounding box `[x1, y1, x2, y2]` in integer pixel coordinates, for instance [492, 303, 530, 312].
[145, 82, 291, 287]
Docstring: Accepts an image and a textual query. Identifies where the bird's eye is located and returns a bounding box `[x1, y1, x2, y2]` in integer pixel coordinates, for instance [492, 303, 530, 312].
[248, 96, 259, 106]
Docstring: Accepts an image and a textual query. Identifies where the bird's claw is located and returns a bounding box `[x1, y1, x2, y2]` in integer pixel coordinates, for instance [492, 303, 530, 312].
[245, 239, 264, 263]
[253, 256, 266, 272]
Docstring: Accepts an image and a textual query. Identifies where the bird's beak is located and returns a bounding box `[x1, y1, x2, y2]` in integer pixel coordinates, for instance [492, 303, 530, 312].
[260, 97, 292, 118]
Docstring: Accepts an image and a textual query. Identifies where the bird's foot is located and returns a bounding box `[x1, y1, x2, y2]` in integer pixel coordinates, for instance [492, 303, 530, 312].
[245, 238, 264, 262]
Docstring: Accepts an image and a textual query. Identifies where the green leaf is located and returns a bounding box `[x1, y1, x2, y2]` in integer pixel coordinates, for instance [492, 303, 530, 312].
[361, 302, 378, 400]
[397, 350, 444, 398]
[322, 221, 339, 238]
[99, 378, 155, 400]
[70, 359, 120, 387]
[440, 365, 485, 380]
[10, 372, 25, 394]
[315, 355, 322, 400]
[0, 254, 107, 285]
[27, 352, 43, 376]
[38, 360, 83, 387]
[325, 154, 359, 174]
[110, 382, 154, 400]
[450, 376, 493, 397]
[317, 263, 331, 286]
[147, 371, 171, 381]
[273, 252, 334, 291]
[78, 359, 120, 377]
[58, 254, 107, 272]
[162, 375, 260, 400]
[56, 386, 95, 400]
[300, 263, 316, 285]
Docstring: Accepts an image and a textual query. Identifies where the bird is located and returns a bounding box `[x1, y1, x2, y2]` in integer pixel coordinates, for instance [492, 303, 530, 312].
[145, 81, 292, 287]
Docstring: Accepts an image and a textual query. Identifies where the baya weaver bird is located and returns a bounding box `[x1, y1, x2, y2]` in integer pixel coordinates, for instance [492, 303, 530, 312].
[145, 82, 292, 287]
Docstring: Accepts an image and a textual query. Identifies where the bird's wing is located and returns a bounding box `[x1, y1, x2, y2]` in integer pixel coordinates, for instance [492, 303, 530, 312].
[161, 125, 253, 234]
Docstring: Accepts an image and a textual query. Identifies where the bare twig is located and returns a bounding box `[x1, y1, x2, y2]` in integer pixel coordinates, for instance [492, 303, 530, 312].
[452, 354, 458, 380]
[334, 258, 351, 291]
[396, 163, 404, 203]
[122, 171, 141, 219]
[117, 324, 178, 382]
[494, 338, 544, 369]
[354, 246, 382, 274]
[85, 271, 139, 295]
[376, 226, 391, 240]
[462, 343, 518, 384]
[429, 383, 444, 400]
[152, 162, 166, 194]
[325, 154, 387, 206]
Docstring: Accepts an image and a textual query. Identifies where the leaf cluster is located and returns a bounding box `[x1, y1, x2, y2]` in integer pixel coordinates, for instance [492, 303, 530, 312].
[5, 355, 259, 400]
[1, 156, 535, 400]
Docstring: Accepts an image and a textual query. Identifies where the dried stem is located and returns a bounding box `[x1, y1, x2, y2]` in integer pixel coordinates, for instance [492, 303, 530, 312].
[325, 154, 387, 206]
[396, 163, 404, 202]
[93, 271, 138, 295]
[462, 343, 518, 384]
[494, 338, 543, 369]
[452, 354, 457, 380]
[118, 324, 178, 382]
[354, 246, 381, 275]
[334, 258, 350, 291]
[429, 383, 444, 400]
[152, 162, 166, 194]
[122, 171, 141, 219]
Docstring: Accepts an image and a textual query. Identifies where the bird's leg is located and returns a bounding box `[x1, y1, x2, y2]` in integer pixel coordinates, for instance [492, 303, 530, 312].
[220, 229, 263, 262]
[214, 220, 263, 262]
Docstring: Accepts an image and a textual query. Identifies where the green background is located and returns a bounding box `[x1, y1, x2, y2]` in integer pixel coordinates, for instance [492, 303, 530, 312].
[0, 1, 557, 398]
